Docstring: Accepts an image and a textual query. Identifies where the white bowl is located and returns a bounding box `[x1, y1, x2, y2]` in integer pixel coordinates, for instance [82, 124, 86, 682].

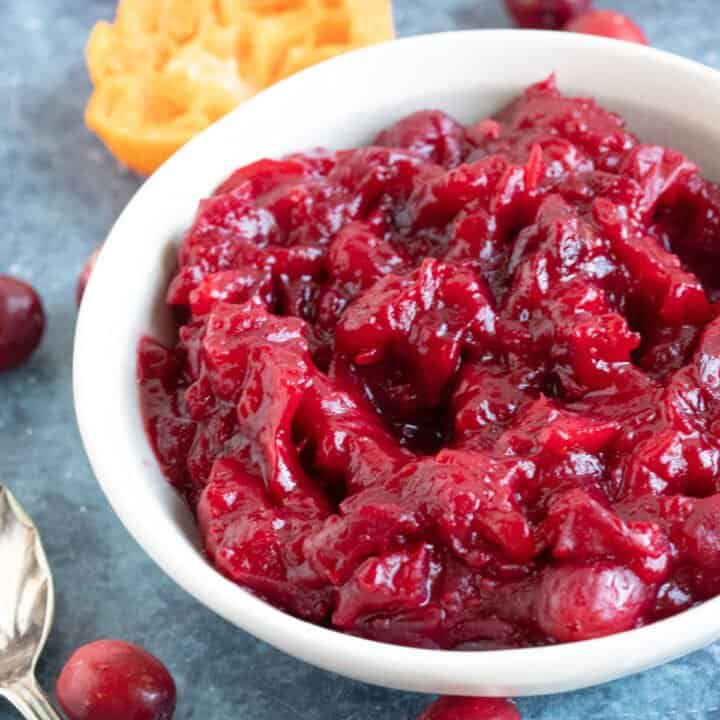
[74, 30, 720, 697]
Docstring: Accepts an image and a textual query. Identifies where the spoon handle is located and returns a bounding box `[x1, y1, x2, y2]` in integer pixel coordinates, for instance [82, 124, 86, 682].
[1, 676, 62, 720]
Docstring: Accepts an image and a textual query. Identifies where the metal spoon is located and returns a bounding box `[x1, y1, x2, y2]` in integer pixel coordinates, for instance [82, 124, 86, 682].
[0, 486, 62, 719]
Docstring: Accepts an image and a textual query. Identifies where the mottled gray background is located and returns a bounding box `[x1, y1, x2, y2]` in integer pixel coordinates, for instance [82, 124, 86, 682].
[1, 1, 719, 718]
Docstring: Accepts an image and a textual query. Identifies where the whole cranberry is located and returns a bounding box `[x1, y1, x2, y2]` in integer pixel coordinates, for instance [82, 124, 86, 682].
[0, 275, 45, 372]
[418, 696, 521, 720]
[505, 0, 592, 30]
[564, 9, 648, 44]
[76, 246, 102, 306]
[56, 640, 176, 720]
[682, 495, 720, 570]
[535, 563, 649, 643]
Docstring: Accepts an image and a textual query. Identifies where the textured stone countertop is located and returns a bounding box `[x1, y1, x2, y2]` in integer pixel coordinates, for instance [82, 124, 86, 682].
[2, 1, 720, 718]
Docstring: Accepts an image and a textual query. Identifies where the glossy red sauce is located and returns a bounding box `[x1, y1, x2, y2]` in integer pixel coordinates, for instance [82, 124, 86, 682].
[139, 77, 720, 649]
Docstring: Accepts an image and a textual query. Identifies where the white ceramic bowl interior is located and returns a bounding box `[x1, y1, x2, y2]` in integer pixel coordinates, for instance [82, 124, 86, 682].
[74, 30, 720, 697]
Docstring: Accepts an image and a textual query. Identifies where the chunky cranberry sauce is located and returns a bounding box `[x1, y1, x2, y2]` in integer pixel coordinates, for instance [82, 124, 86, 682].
[139, 77, 720, 649]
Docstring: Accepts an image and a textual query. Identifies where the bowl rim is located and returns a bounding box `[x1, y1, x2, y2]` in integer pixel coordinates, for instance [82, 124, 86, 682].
[74, 28, 720, 697]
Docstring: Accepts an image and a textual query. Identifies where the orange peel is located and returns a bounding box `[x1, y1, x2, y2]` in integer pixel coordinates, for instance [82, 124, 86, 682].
[85, 0, 395, 175]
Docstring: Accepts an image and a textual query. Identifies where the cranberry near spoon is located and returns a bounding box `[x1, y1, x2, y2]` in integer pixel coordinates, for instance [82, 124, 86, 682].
[0, 486, 62, 719]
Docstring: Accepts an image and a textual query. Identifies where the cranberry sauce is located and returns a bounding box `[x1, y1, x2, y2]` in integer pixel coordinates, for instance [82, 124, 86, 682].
[139, 77, 720, 649]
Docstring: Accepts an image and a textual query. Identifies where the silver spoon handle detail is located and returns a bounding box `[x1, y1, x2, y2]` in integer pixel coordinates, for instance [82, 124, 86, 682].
[2, 677, 62, 720]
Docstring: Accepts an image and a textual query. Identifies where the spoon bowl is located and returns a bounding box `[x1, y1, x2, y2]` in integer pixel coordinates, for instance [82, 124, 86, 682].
[0, 486, 61, 720]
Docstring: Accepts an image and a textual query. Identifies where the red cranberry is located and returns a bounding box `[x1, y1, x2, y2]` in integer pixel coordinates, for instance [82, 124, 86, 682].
[564, 10, 648, 44]
[505, 0, 592, 30]
[418, 696, 521, 720]
[0, 275, 45, 372]
[536, 564, 649, 642]
[76, 246, 102, 306]
[682, 496, 720, 570]
[56, 640, 176, 720]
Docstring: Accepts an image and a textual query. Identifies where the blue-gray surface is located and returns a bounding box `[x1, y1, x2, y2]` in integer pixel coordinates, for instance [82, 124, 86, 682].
[1, 1, 719, 718]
